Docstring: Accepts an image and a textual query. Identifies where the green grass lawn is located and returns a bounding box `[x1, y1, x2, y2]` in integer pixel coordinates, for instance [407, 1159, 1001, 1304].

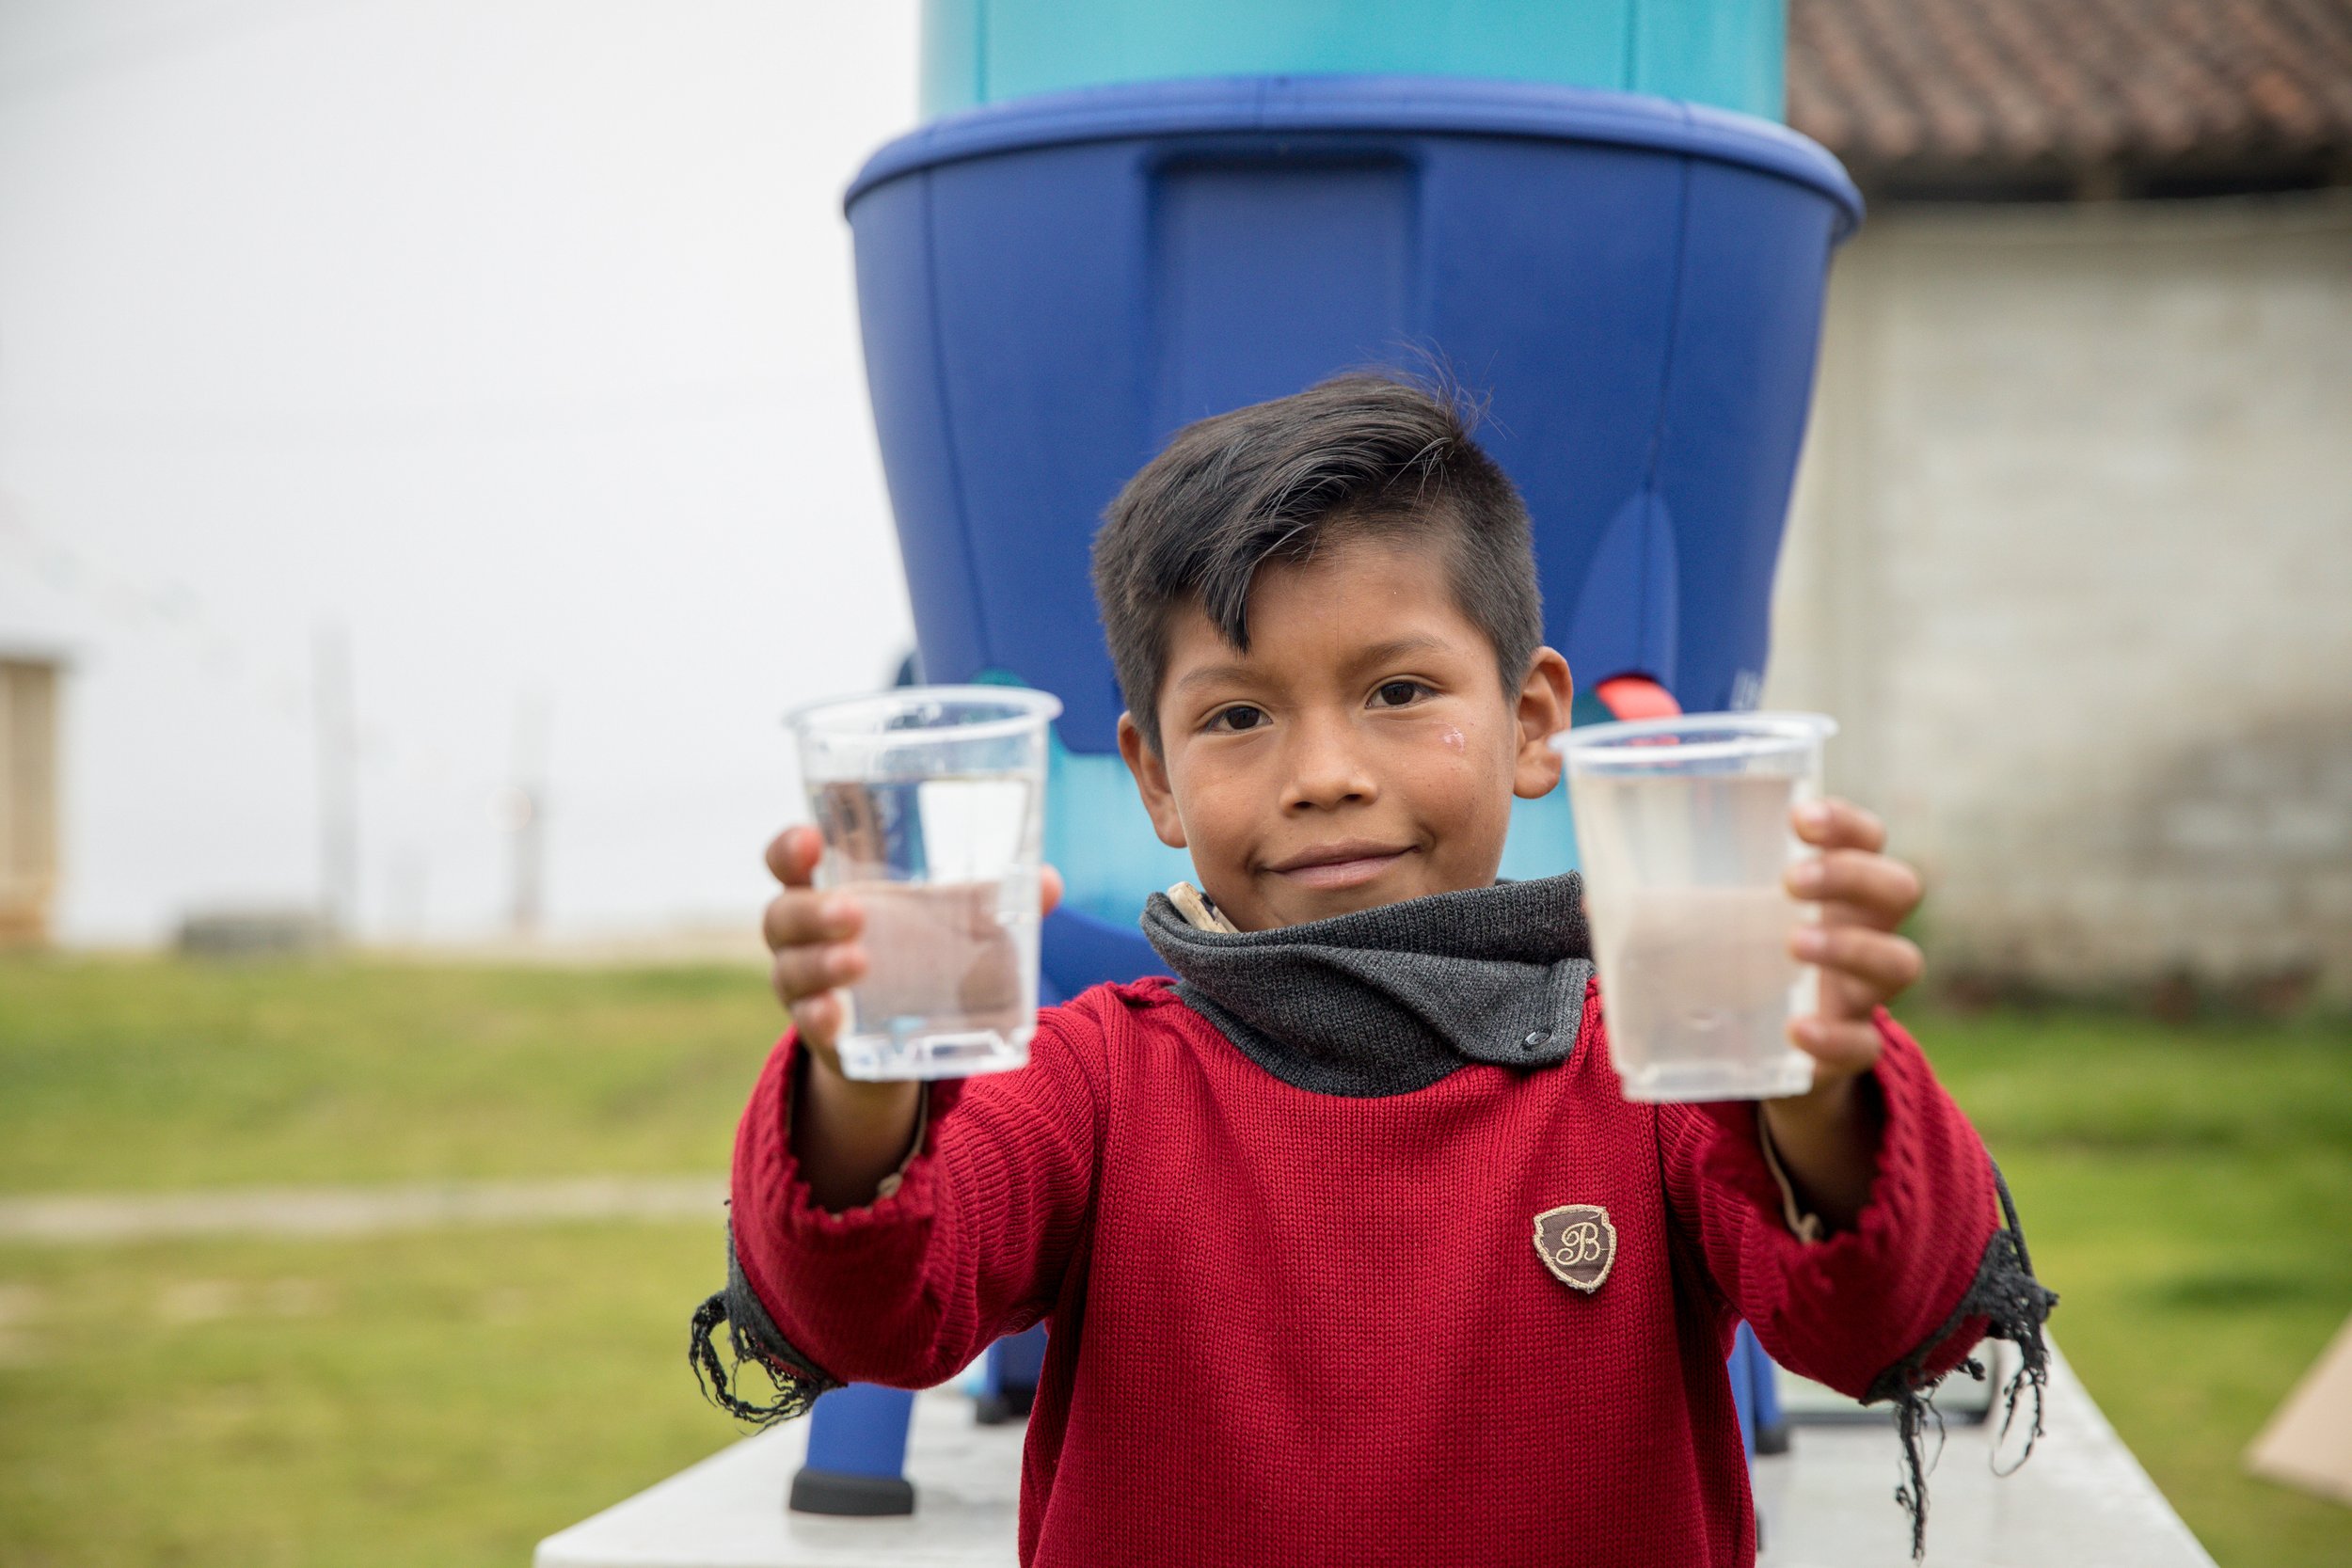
[1919, 1005, 2352, 1567]
[0, 955, 778, 1191]
[0, 1226, 734, 1568]
[1, 955, 2347, 1565]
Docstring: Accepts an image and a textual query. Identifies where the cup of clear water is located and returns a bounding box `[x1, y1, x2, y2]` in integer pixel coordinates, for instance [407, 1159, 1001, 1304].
[787, 685, 1060, 1081]
[1554, 712, 1837, 1102]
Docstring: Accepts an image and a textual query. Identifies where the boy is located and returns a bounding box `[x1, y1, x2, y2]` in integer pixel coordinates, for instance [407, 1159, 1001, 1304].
[696, 375, 2052, 1566]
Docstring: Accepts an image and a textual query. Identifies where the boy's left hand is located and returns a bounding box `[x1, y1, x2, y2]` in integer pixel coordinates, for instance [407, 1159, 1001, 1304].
[1782, 798, 1925, 1086]
[1756, 799, 1924, 1229]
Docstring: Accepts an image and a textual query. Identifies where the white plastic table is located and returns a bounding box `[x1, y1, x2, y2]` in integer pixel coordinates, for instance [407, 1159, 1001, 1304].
[535, 1343, 2215, 1567]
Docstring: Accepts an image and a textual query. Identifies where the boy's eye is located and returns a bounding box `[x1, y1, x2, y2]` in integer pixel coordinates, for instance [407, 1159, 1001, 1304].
[1209, 705, 1266, 733]
[1374, 680, 1428, 707]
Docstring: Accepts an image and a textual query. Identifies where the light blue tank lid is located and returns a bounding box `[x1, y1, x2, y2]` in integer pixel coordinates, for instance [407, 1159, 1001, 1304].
[922, 0, 1786, 121]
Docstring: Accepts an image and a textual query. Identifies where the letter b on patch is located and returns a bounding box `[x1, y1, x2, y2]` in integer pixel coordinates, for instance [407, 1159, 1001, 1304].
[1534, 1204, 1617, 1292]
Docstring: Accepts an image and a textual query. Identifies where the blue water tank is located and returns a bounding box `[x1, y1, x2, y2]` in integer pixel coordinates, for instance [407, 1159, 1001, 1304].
[846, 74, 1859, 983]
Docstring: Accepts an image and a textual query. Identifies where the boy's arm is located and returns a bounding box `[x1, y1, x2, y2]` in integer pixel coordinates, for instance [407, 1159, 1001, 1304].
[1656, 803, 2060, 1391]
[723, 1001, 1105, 1398]
[1657, 1015, 2010, 1396]
[1655, 799, 2052, 1388]
[1650, 800, 2057, 1559]
[690, 827, 1095, 1418]
[1656, 1015, 2056, 1561]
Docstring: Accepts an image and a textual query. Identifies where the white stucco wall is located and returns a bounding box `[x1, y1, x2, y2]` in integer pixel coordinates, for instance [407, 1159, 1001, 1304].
[1767, 192, 2352, 996]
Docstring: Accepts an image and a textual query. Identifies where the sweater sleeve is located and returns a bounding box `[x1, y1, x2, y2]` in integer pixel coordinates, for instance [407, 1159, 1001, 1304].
[725, 998, 1106, 1391]
[1655, 1008, 2000, 1400]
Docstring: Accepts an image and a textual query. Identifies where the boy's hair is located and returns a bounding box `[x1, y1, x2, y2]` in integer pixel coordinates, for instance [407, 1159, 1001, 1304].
[1092, 372, 1544, 751]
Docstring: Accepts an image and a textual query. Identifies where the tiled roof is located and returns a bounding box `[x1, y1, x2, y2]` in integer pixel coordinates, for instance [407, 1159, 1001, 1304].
[1788, 0, 2352, 190]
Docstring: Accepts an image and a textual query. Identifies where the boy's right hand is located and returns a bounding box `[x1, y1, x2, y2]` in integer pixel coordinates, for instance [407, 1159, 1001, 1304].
[761, 825, 871, 1081]
[761, 826, 1068, 1079]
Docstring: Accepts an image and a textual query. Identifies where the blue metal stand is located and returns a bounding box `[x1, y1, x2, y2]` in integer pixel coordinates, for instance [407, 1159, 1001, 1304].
[976, 1324, 1049, 1426]
[790, 1384, 917, 1516]
[1727, 1323, 1790, 1461]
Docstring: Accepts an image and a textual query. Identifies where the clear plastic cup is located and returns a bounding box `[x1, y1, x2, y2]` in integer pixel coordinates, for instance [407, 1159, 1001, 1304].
[787, 685, 1060, 1081]
[1554, 712, 1838, 1102]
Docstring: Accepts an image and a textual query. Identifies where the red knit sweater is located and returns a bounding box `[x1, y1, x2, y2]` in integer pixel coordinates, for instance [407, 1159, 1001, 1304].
[731, 978, 1995, 1567]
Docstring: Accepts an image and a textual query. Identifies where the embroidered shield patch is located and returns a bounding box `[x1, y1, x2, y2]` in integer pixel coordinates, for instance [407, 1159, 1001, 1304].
[1534, 1204, 1617, 1293]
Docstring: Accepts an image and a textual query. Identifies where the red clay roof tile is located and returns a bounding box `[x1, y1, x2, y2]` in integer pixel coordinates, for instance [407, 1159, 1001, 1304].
[1789, 0, 2352, 186]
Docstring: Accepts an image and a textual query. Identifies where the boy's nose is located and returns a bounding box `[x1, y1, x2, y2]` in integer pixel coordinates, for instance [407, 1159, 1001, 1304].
[1280, 715, 1379, 813]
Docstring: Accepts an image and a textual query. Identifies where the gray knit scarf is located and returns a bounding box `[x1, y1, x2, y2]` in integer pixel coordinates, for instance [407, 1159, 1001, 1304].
[1139, 873, 1595, 1098]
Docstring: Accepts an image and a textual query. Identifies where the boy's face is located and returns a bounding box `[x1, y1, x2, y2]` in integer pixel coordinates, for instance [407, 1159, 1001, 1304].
[1117, 533, 1573, 932]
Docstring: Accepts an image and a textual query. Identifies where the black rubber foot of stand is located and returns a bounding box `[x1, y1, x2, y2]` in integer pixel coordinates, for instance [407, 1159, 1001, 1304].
[788, 1467, 916, 1516]
[974, 1386, 1036, 1426]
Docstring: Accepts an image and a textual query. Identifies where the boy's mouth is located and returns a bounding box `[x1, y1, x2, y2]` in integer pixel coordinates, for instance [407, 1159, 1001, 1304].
[1263, 841, 1415, 891]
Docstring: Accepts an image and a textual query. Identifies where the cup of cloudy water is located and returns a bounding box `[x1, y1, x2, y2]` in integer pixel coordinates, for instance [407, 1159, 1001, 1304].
[1555, 713, 1838, 1103]
[787, 686, 1060, 1081]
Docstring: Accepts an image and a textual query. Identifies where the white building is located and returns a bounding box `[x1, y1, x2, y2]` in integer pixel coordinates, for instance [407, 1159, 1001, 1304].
[1769, 0, 2352, 999]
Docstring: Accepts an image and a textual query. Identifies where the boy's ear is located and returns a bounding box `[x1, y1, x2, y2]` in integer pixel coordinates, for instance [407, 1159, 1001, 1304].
[1512, 647, 1574, 800]
[1117, 711, 1189, 849]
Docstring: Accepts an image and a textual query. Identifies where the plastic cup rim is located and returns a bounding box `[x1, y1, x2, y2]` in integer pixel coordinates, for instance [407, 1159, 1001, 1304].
[1550, 709, 1837, 769]
[786, 684, 1064, 746]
